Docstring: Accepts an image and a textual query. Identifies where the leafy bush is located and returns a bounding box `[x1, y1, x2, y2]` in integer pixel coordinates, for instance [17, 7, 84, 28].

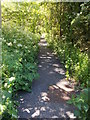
[0, 24, 40, 119]
[2, 24, 40, 91]
[46, 26, 89, 120]
[45, 2, 90, 120]
[67, 88, 90, 120]
[46, 34, 89, 87]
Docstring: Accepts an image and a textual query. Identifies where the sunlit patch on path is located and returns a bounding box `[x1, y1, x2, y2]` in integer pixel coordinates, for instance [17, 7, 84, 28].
[17, 38, 76, 119]
[47, 79, 75, 102]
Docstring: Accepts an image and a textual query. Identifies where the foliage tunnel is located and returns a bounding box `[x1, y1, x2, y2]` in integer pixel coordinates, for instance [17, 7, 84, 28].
[0, 1, 90, 120]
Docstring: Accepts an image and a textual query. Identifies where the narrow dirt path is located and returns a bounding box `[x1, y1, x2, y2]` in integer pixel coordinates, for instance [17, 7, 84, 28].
[17, 38, 76, 119]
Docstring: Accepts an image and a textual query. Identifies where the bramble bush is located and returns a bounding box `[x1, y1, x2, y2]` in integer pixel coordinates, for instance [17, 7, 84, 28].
[0, 24, 40, 119]
[1, 2, 42, 119]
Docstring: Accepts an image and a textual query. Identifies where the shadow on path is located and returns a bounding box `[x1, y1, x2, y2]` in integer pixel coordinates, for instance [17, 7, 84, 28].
[17, 38, 76, 119]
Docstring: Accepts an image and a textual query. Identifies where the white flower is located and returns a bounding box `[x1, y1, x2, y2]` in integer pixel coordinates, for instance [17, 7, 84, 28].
[4, 83, 7, 87]
[0, 104, 6, 112]
[17, 44, 22, 47]
[25, 46, 28, 49]
[80, 12, 82, 15]
[9, 77, 15, 82]
[7, 42, 12, 46]
[30, 37, 32, 40]
[14, 39, 16, 43]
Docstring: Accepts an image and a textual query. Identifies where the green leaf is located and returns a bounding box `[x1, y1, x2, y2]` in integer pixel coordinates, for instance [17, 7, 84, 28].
[77, 103, 81, 110]
[74, 110, 80, 117]
[83, 104, 89, 112]
[67, 100, 73, 104]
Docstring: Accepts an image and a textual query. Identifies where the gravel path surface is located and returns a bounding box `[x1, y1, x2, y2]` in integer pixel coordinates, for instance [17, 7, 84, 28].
[17, 38, 76, 119]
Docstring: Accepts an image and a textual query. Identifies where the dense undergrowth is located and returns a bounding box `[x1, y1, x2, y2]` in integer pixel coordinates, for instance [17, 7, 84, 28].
[45, 2, 90, 119]
[0, 2, 42, 119]
[0, 1, 90, 120]
[46, 35, 89, 87]
[46, 34, 90, 119]
[1, 24, 40, 119]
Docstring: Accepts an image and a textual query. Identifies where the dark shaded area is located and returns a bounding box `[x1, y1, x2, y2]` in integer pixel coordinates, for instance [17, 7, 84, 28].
[17, 39, 76, 119]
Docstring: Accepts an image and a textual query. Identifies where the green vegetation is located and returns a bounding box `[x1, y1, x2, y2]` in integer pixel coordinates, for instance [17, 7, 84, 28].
[0, 1, 89, 119]
[45, 2, 90, 119]
[1, 24, 39, 119]
[1, 2, 40, 119]
[68, 88, 90, 119]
